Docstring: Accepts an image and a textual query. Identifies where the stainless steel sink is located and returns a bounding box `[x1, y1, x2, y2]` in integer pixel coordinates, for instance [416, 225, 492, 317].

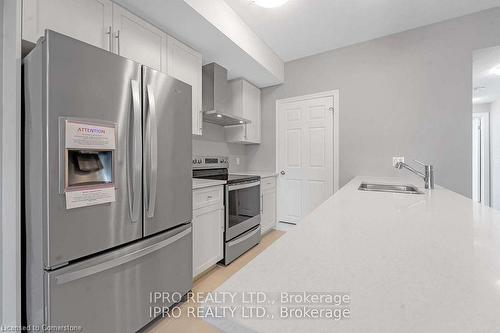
[358, 182, 423, 194]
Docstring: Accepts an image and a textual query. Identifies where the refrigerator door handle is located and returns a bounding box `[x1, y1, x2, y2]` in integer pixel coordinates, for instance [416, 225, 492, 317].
[130, 80, 142, 223]
[55, 227, 192, 285]
[146, 84, 158, 218]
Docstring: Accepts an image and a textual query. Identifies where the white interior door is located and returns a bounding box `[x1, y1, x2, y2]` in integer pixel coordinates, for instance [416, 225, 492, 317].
[277, 93, 336, 224]
[472, 112, 490, 206]
[472, 117, 481, 202]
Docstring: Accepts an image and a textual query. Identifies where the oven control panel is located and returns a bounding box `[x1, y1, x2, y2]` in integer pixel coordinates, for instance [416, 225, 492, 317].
[192, 156, 229, 169]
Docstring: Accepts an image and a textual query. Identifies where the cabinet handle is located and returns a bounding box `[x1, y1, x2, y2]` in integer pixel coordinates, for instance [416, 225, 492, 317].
[115, 30, 121, 55]
[105, 26, 112, 51]
[260, 195, 263, 213]
[207, 195, 213, 199]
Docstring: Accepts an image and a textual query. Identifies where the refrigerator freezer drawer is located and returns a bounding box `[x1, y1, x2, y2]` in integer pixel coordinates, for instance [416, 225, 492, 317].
[43, 224, 192, 333]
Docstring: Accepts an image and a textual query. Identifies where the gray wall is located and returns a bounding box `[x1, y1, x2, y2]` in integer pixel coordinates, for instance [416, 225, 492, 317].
[193, 123, 247, 172]
[490, 98, 500, 208]
[247, 8, 500, 197]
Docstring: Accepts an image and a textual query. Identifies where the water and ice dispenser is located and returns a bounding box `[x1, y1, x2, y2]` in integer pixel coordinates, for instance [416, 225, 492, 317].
[63, 119, 117, 209]
[67, 150, 113, 187]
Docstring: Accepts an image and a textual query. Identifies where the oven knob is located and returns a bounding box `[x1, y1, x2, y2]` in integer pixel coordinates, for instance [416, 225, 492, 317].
[192, 159, 196, 164]
[198, 159, 202, 164]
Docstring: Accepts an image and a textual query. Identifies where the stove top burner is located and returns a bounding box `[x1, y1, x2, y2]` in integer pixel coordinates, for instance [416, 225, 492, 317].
[202, 173, 260, 184]
[192, 168, 260, 184]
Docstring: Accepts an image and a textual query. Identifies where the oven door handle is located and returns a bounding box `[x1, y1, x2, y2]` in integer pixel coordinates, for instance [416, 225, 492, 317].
[228, 181, 260, 192]
[227, 226, 260, 247]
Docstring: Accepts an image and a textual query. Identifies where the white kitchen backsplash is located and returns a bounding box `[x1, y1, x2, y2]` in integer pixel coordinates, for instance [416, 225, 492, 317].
[193, 122, 247, 172]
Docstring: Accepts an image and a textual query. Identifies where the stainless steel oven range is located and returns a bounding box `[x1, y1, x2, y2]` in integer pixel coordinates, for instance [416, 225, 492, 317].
[193, 156, 261, 265]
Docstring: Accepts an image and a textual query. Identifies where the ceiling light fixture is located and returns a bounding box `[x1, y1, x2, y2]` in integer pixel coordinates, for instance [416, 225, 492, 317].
[252, 0, 289, 8]
[491, 66, 500, 76]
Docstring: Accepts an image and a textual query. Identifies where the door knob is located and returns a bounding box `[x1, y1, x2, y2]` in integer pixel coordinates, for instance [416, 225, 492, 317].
[280, 171, 286, 175]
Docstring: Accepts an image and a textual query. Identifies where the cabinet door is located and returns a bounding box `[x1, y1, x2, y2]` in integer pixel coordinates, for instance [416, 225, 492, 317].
[167, 36, 203, 135]
[192, 205, 224, 277]
[112, 4, 167, 72]
[225, 79, 261, 144]
[242, 80, 261, 143]
[261, 190, 276, 234]
[23, 0, 113, 50]
[229, 80, 245, 118]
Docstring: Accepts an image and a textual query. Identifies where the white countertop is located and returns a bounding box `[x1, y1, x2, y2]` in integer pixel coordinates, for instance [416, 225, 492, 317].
[230, 170, 278, 178]
[192, 178, 226, 190]
[205, 176, 500, 332]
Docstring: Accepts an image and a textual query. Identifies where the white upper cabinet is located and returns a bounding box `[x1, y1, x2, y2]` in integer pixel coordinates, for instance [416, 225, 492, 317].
[225, 79, 261, 144]
[22, 0, 113, 50]
[167, 36, 203, 136]
[112, 5, 166, 72]
[23, 0, 202, 134]
[22, 1, 167, 72]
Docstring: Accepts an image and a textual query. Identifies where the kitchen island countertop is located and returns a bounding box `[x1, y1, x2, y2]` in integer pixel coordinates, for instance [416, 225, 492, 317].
[205, 176, 500, 332]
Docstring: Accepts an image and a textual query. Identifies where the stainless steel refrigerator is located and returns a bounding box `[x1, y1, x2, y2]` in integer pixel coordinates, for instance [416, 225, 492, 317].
[23, 30, 193, 332]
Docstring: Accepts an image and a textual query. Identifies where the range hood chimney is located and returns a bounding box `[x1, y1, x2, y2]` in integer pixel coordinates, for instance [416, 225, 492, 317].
[202, 63, 251, 126]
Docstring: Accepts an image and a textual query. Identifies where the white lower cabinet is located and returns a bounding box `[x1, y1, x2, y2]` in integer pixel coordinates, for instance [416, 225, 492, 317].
[260, 177, 277, 234]
[192, 186, 224, 278]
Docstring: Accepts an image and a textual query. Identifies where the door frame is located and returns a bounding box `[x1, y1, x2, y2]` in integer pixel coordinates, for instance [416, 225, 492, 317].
[275, 90, 340, 222]
[472, 112, 490, 206]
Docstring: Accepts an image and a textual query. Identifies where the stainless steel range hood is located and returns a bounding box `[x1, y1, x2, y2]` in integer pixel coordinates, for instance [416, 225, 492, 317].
[202, 63, 251, 126]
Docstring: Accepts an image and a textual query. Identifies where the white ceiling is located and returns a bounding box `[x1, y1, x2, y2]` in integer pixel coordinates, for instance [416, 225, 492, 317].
[225, 0, 500, 61]
[473, 47, 500, 104]
[113, 0, 283, 87]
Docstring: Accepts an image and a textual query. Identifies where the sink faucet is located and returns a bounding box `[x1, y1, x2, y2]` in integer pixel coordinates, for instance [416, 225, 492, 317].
[394, 160, 434, 189]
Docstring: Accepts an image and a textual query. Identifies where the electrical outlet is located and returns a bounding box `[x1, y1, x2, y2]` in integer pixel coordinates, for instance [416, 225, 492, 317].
[393, 157, 405, 167]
